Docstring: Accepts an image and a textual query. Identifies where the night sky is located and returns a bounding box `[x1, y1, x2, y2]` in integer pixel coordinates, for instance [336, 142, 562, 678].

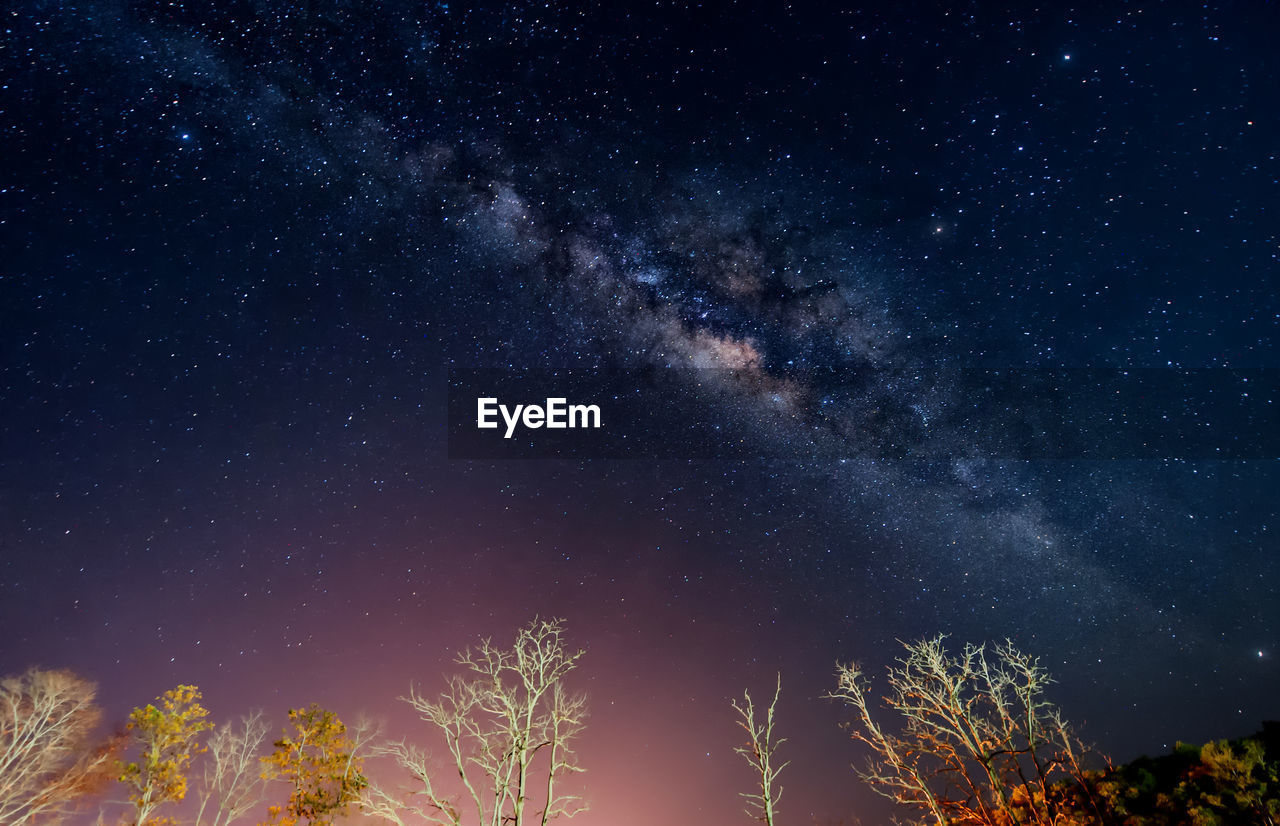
[2, 1, 1278, 824]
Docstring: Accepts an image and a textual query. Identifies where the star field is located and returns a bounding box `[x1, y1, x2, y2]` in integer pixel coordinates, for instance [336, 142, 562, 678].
[1, 2, 1278, 824]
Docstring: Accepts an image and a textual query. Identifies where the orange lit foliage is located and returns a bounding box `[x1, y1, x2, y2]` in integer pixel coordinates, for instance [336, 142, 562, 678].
[260, 705, 367, 826]
[120, 684, 214, 826]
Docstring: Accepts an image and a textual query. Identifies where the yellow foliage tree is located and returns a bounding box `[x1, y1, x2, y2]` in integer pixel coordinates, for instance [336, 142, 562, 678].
[260, 705, 368, 826]
[120, 684, 213, 826]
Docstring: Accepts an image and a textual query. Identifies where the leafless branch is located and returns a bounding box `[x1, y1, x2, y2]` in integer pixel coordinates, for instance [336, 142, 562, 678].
[194, 710, 273, 826]
[732, 673, 789, 826]
[0, 668, 118, 826]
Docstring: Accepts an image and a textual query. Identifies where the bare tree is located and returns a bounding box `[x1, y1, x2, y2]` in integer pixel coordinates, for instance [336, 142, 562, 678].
[732, 674, 788, 826]
[0, 668, 118, 826]
[361, 739, 453, 826]
[193, 711, 273, 826]
[362, 618, 588, 826]
[828, 635, 1103, 826]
